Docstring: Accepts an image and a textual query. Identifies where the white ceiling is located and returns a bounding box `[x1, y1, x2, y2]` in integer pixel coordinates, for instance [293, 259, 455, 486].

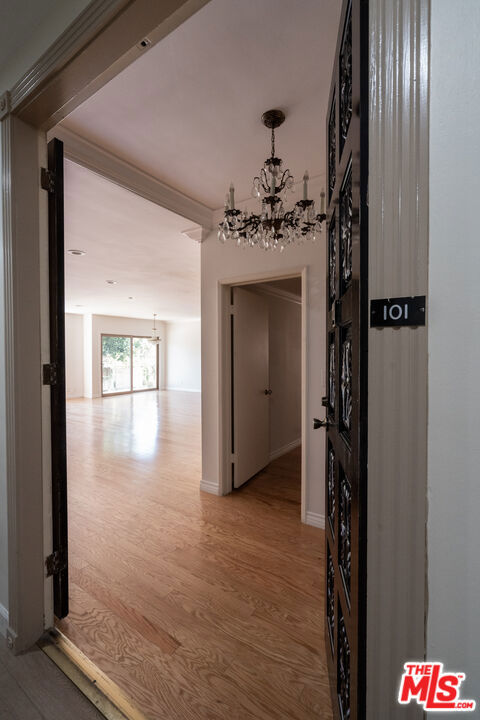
[64, 160, 200, 321]
[61, 0, 341, 209]
[60, 0, 340, 321]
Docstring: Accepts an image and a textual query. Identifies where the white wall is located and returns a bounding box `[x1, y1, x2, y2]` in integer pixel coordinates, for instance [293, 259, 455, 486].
[65, 313, 84, 399]
[264, 292, 302, 458]
[166, 321, 201, 392]
[201, 198, 326, 520]
[86, 314, 166, 398]
[428, 0, 480, 705]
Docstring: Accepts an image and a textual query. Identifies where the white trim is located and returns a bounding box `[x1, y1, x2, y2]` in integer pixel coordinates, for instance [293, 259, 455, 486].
[200, 480, 223, 496]
[252, 283, 302, 306]
[367, 1, 429, 714]
[0, 604, 9, 638]
[305, 512, 325, 529]
[52, 126, 213, 229]
[165, 387, 201, 393]
[181, 226, 208, 243]
[269, 437, 301, 462]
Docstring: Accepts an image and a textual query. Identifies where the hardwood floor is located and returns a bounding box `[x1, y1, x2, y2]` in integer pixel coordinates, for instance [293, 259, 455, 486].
[58, 390, 332, 719]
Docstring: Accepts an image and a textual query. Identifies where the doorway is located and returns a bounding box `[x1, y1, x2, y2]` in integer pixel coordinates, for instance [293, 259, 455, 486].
[220, 272, 308, 519]
[228, 278, 304, 514]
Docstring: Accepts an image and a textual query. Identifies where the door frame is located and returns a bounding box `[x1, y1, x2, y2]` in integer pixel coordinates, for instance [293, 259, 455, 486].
[218, 267, 308, 522]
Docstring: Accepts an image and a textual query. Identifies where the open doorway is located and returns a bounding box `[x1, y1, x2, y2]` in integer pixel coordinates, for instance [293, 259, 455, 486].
[229, 277, 303, 517]
[41, 0, 341, 716]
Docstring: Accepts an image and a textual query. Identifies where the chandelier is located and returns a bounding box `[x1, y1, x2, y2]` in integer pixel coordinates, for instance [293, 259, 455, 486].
[150, 313, 161, 345]
[219, 109, 326, 251]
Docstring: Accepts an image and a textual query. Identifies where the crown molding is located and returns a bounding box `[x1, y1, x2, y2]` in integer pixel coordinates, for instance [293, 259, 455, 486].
[10, 0, 129, 113]
[181, 226, 208, 243]
[252, 282, 302, 305]
[52, 125, 213, 229]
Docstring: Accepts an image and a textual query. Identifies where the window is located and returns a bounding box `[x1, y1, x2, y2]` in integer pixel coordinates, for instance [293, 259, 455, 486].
[101, 334, 159, 395]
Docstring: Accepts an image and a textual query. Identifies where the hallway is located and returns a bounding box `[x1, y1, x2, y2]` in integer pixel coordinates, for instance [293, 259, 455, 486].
[59, 391, 331, 719]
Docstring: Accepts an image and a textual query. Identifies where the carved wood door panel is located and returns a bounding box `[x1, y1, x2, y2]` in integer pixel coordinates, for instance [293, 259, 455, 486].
[323, 1, 368, 718]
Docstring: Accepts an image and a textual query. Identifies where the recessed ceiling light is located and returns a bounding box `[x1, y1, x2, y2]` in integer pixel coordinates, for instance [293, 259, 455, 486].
[68, 249, 86, 256]
[106, 280, 117, 285]
[75, 304, 84, 307]
[128, 296, 134, 300]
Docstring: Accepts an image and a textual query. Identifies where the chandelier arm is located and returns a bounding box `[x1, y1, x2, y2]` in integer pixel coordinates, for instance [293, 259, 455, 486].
[278, 168, 291, 193]
[260, 168, 270, 194]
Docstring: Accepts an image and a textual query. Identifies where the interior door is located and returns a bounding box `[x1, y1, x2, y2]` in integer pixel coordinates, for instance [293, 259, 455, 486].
[323, 1, 368, 718]
[44, 138, 69, 619]
[232, 287, 270, 488]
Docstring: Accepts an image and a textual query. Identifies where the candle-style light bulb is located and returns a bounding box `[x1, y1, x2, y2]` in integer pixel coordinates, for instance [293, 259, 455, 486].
[303, 171, 309, 201]
[229, 182, 235, 210]
[270, 172, 276, 196]
[320, 189, 325, 214]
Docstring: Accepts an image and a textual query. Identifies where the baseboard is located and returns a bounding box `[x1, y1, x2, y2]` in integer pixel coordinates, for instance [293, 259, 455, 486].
[305, 511, 325, 529]
[200, 480, 223, 496]
[269, 437, 301, 462]
[0, 603, 9, 638]
[166, 387, 201, 393]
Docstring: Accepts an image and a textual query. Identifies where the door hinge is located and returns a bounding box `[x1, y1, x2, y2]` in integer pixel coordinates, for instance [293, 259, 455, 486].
[45, 549, 67, 577]
[43, 362, 58, 386]
[41, 167, 56, 193]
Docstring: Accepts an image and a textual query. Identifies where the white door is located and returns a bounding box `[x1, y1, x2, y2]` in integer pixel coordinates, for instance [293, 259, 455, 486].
[233, 287, 270, 488]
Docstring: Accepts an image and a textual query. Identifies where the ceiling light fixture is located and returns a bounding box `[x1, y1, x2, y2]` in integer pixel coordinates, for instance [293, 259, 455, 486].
[150, 314, 161, 345]
[68, 249, 86, 256]
[219, 109, 326, 252]
[106, 280, 117, 285]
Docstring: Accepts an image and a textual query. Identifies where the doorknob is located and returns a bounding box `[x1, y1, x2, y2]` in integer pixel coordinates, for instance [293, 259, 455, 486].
[313, 417, 330, 430]
[264, 389, 273, 395]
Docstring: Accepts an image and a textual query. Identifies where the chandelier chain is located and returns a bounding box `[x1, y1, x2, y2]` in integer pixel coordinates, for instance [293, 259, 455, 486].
[271, 128, 275, 159]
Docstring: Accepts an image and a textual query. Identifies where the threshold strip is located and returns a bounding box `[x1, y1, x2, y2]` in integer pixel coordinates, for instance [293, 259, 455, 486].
[39, 629, 147, 720]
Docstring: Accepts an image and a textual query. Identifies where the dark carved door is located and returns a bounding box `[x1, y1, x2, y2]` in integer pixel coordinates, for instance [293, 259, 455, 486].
[323, 1, 368, 718]
[45, 138, 69, 619]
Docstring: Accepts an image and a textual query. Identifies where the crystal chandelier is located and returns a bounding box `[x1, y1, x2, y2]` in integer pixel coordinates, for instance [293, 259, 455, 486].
[219, 109, 326, 251]
[150, 313, 161, 344]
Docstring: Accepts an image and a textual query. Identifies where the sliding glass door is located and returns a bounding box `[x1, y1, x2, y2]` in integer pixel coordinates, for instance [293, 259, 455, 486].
[102, 334, 159, 396]
[133, 338, 157, 391]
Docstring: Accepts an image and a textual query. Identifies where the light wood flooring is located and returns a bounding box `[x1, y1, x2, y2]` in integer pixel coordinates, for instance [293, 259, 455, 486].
[0, 642, 103, 720]
[58, 390, 332, 719]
